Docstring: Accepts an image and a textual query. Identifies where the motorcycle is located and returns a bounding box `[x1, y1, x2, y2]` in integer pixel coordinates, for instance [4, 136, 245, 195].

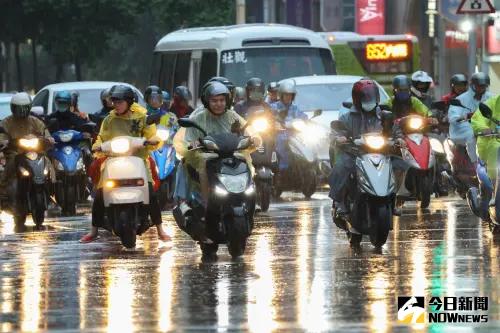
[331, 120, 396, 248]
[0, 133, 52, 229]
[151, 125, 178, 209]
[466, 103, 500, 234]
[273, 109, 322, 199]
[172, 118, 256, 258]
[50, 124, 95, 215]
[98, 136, 158, 248]
[397, 115, 435, 209]
[246, 109, 278, 212]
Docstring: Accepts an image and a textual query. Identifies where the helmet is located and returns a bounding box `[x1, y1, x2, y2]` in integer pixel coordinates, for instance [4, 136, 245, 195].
[245, 77, 265, 102]
[234, 87, 246, 100]
[202, 81, 230, 110]
[392, 75, 412, 102]
[278, 79, 297, 97]
[54, 91, 72, 112]
[209, 76, 235, 92]
[352, 79, 380, 112]
[471, 72, 490, 89]
[450, 73, 468, 87]
[110, 85, 135, 105]
[162, 91, 171, 103]
[173, 86, 192, 102]
[268, 81, 279, 92]
[144, 85, 163, 106]
[10, 92, 32, 119]
[100, 88, 111, 101]
[411, 70, 433, 96]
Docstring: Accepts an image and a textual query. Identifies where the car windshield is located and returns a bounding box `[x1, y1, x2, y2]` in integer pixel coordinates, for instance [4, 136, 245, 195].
[220, 47, 335, 87]
[294, 82, 389, 112]
[0, 101, 10, 120]
[52, 88, 144, 114]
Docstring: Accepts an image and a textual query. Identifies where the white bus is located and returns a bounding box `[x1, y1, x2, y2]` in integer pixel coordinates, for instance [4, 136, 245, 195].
[151, 24, 336, 102]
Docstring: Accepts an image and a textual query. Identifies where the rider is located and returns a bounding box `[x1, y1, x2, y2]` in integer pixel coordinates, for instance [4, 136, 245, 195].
[234, 77, 273, 118]
[145, 85, 177, 130]
[448, 72, 492, 164]
[386, 75, 432, 118]
[265, 82, 279, 104]
[410, 70, 434, 108]
[170, 86, 193, 118]
[329, 79, 406, 217]
[161, 91, 171, 113]
[0, 92, 55, 197]
[91, 88, 113, 131]
[46, 91, 89, 132]
[442, 74, 468, 107]
[270, 79, 308, 121]
[79, 85, 170, 243]
[233, 87, 246, 105]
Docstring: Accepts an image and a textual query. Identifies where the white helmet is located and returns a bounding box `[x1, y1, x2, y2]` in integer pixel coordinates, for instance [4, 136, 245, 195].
[10, 92, 32, 118]
[278, 79, 297, 97]
[411, 70, 433, 84]
[411, 70, 433, 97]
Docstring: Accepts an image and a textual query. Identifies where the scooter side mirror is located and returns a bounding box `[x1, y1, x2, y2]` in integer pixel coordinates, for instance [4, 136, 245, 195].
[178, 118, 208, 136]
[449, 99, 464, 107]
[342, 101, 353, 109]
[479, 102, 493, 119]
[312, 109, 322, 118]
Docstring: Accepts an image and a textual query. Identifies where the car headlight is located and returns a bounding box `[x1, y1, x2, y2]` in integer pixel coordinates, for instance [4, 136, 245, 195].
[430, 138, 444, 153]
[19, 138, 39, 150]
[76, 158, 84, 170]
[251, 118, 269, 133]
[58, 132, 74, 142]
[218, 173, 248, 193]
[110, 138, 130, 154]
[156, 127, 170, 141]
[363, 134, 386, 150]
[408, 117, 424, 130]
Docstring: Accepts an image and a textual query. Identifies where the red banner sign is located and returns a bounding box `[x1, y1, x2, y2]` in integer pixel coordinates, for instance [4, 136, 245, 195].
[356, 0, 385, 35]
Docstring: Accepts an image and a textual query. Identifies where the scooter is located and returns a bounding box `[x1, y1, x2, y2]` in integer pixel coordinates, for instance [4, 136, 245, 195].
[151, 125, 178, 209]
[99, 136, 158, 248]
[397, 115, 435, 209]
[466, 103, 500, 234]
[173, 118, 256, 258]
[246, 109, 277, 212]
[273, 109, 322, 199]
[331, 120, 396, 248]
[51, 125, 94, 215]
[0, 133, 52, 229]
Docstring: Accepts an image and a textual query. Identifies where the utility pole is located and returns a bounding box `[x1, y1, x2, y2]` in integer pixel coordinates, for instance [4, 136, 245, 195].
[236, 0, 246, 24]
[468, 15, 478, 75]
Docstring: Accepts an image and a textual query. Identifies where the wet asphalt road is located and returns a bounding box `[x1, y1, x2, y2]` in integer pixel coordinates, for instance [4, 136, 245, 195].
[0, 193, 499, 332]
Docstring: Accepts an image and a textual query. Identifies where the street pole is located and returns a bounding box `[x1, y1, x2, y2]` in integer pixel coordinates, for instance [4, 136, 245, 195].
[236, 0, 246, 24]
[481, 14, 490, 74]
[468, 15, 477, 75]
[438, 15, 447, 98]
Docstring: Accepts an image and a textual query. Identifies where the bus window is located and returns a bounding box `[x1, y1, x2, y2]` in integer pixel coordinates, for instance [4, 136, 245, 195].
[199, 50, 217, 91]
[159, 53, 175, 92]
[220, 48, 335, 87]
[173, 52, 191, 88]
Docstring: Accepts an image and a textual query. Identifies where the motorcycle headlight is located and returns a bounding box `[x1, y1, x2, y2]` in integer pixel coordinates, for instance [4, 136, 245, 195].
[408, 117, 424, 130]
[430, 138, 444, 153]
[76, 158, 84, 170]
[218, 173, 248, 193]
[59, 132, 74, 143]
[19, 138, 39, 150]
[251, 118, 269, 133]
[110, 138, 130, 154]
[363, 134, 386, 150]
[19, 166, 30, 177]
[63, 146, 73, 155]
[156, 127, 170, 141]
[25, 152, 38, 161]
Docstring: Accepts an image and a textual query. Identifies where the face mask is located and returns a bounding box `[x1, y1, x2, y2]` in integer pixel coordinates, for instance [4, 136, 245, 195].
[395, 91, 411, 102]
[361, 101, 377, 112]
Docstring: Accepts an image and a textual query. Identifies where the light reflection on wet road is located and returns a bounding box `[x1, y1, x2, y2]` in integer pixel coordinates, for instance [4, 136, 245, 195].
[0, 193, 499, 332]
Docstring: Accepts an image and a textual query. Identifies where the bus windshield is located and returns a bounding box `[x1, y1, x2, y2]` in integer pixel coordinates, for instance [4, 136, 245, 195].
[220, 48, 335, 87]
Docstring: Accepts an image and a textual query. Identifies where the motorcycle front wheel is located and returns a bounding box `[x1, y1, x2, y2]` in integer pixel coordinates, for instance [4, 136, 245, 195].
[116, 207, 137, 248]
[368, 203, 391, 248]
[227, 215, 249, 258]
[257, 182, 271, 212]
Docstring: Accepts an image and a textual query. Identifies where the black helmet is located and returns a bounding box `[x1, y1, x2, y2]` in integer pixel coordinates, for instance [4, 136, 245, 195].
[450, 74, 468, 87]
[10, 92, 32, 119]
[245, 77, 265, 102]
[392, 75, 411, 90]
[110, 85, 135, 105]
[144, 85, 163, 105]
[100, 88, 111, 107]
[209, 76, 235, 92]
[201, 81, 230, 110]
[173, 86, 192, 102]
[471, 72, 490, 87]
